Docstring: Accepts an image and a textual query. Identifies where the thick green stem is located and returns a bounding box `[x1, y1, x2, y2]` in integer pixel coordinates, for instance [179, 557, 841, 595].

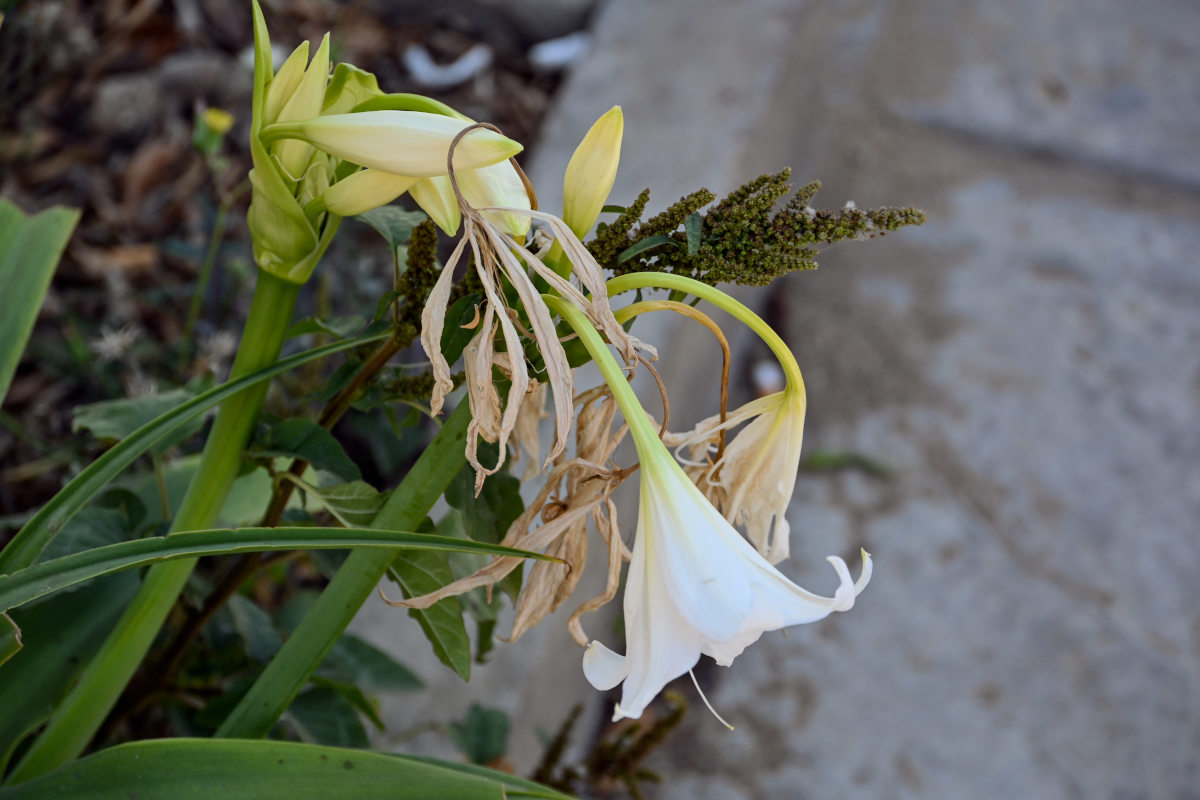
[6, 271, 300, 784]
[606, 272, 804, 387]
[215, 400, 472, 739]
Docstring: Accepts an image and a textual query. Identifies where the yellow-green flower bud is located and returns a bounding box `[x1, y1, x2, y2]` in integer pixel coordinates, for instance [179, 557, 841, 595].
[318, 168, 416, 217]
[271, 34, 331, 180]
[562, 106, 623, 238]
[263, 41, 309, 126]
[263, 111, 522, 178]
[409, 176, 462, 236]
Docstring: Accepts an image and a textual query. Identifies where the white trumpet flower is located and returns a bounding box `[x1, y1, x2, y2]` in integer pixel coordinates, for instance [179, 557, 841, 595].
[546, 294, 871, 724]
[582, 443, 871, 721]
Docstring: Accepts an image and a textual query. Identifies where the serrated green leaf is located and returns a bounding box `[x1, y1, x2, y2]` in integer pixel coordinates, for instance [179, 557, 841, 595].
[448, 704, 510, 765]
[294, 479, 389, 528]
[249, 418, 361, 482]
[354, 207, 427, 250]
[685, 211, 703, 255]
[72, 384, 208, 454]
[617, 233, 675, 263]
[317, 634, 422, 692]
[0, 738, 573, 799]
[440, 293, 483, 364]
[227, 594, 284, 663]
[285, 315, 367, 340]
[0, 200, 79, 403]
[284, 686, 369, 748]
[386, 549, 471, 681]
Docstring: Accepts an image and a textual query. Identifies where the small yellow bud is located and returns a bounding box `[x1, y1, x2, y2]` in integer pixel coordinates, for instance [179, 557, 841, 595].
[202, 107, 234, 135]
[562, 106, 623, 238]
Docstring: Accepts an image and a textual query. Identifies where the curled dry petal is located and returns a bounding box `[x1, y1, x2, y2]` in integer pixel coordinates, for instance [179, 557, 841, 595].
[666, 388, 804, 563]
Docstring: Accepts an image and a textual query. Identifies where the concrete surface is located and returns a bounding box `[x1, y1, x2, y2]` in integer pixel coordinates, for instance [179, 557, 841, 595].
[354, 0, 1200, 797]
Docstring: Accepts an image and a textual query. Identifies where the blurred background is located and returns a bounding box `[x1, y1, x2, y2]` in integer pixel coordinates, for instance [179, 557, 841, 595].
[3, 0, 1198, 798]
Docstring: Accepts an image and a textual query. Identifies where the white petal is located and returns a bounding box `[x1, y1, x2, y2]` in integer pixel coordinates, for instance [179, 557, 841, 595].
[582, 641, 629, 691]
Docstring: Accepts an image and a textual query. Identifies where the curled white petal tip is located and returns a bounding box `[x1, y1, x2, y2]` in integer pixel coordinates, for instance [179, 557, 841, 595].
[825, 551, 873, 612]
[582, 640, 629, 691]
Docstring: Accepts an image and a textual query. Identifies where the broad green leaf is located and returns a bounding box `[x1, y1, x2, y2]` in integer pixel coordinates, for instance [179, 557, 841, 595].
[440, 292, 483, 364]
[291, 479, 388, 528]
[0, 526, 557, 613]
[285, 314, 368, 340]
[355, 206, 427, 251]
[0, 739, 572, 799]
[449, 704, 510, 765]
[72, 383, 209, 454]
[284, 686, 369, 748]
[0, 331, 388, 574]
[445, 466, 523, 547]
[0, 574, 139, 774]
[227, 594, 283, 663]
[685, 211, 703, 255]
[0, 200, 79, 403]
[617, 233, 675, 262]
[317, 634, 422, 692]
[249, 418, 361, 482]
[387, 548, 471, 680]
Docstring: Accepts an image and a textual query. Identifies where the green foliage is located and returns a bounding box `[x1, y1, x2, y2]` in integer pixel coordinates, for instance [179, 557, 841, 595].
[293, 480, 390, 528]
[73, 384, 209, 454]
[448, 704, 510, 765]
[0, 526, 554, 614]
[591, 169, 925, 286]
[0, 332, 387, 575]
[316, 634, 422, 693]
[386, 548, 471, 680]
[354, 207, 427, 253]
[284, 686, 370, 747]
[0, 575, 139, 774]
[248, 418, 362, 482]
[0, 200, 79, 404]
[0, 739, 572, 799]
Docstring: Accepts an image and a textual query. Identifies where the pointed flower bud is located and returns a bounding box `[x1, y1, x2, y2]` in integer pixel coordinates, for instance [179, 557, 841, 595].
[263, 110, 522, 178]
[562, 106, 623, 238]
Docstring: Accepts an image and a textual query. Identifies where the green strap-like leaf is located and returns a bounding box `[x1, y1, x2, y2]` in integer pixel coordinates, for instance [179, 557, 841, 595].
[0, 738, 575, 798]
[0, 200, 80, 404]
[0, 526, 555, 613]
[0, 332, 388, 575]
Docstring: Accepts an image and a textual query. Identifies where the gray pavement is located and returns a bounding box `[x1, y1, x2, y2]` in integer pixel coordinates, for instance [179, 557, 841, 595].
[354, 0, 1200, 797]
